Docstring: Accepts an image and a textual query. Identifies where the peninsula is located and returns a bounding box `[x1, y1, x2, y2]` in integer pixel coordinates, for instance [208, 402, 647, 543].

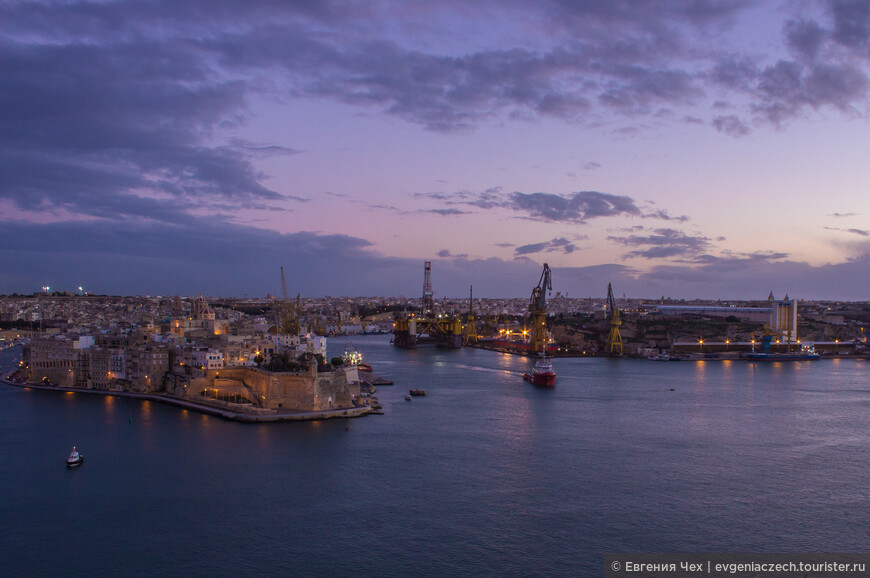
[2, 294, 374, 421]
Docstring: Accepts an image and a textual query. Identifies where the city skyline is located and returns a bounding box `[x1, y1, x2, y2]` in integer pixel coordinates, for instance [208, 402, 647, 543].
[3, 0, 870, 299]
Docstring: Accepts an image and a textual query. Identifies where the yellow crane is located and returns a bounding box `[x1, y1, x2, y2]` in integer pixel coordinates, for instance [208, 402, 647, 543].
[529, 263, 552, 353]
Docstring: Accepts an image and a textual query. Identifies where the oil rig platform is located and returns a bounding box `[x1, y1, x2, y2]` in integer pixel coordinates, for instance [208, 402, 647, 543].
[392, 261, 462, 348]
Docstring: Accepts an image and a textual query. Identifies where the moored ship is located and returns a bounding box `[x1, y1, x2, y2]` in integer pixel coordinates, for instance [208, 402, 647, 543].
[745, 351, 820, 361]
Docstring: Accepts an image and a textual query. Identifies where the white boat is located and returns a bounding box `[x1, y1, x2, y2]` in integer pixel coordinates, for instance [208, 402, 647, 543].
[66, 446, 84, 468]
[404, 394, 412, 401]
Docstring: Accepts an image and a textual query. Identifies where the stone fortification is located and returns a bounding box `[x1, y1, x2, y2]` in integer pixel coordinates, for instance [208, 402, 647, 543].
[173, 365, 360, 411]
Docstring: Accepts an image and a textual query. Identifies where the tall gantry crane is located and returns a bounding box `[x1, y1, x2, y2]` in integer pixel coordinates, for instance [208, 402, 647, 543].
[528, 263, 552, 353]
[605, 282, 623, 355]
[279, 266, 299, 335]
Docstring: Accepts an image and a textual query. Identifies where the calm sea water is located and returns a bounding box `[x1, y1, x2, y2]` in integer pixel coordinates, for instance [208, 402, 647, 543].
[2, 337, 869, 577]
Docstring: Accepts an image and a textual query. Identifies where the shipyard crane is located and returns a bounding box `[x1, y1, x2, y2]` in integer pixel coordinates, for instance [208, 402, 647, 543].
[605, 282, 623, 355]
[278, 266, 299, 336]
[528, 263, 552, 353]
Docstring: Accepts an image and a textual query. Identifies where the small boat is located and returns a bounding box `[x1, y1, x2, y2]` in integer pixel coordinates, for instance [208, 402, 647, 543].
[409, 389, 427, 396]
[357, 363, 373, 372]
[404, 394, 412, 401]
[66, 446, 84, 468]
[523, 347, 556, 387]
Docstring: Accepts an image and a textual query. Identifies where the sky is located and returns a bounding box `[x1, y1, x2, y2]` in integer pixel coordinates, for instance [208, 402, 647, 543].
[3, 0, 870, 300]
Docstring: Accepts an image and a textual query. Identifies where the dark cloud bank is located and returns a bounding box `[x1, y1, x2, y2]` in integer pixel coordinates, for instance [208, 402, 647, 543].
[2, 219, 868, 300]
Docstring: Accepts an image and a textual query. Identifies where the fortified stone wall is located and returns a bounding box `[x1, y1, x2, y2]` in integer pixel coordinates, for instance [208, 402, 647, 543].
[162, 365, 360, 411]
[214, 366, 360, 411]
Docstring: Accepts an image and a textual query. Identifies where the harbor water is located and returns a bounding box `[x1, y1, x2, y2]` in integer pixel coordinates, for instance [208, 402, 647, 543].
[2, 337, 869, 576]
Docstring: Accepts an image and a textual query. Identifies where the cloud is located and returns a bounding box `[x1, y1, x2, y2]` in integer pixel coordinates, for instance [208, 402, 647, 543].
[225, 139, 302, 159]
[0, 217, 388, 296]
[749, 58, 868, 126]
[3, 215, 870, 301]
[1, 1, 739, 136]
[514, 237, 577, 256]
[785, 19, 826, 61]
[504, 191, 641, 222]
[3, 0, 869, 237]
[420, 208, 472, 216]
[629, 252, 870, 300]
[608, 228, 712, 259]
[0, 23, 292, 224]
[712, 114, 751, 136]
[422, 188, 691, 224]
[709, 12, 870, 127]
[642, 209, 689, 222]
[711, 56, 760, 90]
[365, 203, 407, 214]
[829, 0, 870, 53]
[824, 226, 870, 237]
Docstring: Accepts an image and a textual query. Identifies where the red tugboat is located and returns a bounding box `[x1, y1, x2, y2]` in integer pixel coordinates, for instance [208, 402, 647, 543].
[523, 347, 556, 387]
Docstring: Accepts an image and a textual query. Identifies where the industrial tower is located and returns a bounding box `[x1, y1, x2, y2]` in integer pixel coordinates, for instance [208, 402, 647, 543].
[605, 282, 623, 355]
[422, 261, 434, 313]
[394, 261, 461, 348]
[528, 263, 552, 353]
[464, 285, 478, 344]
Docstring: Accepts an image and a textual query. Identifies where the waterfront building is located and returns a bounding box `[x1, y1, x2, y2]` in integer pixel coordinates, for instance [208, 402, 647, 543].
[89, 347, 112, 390]
[124, 345, 169, 392]
[27, 335, 94, 387]
[769, 294, 798, 342]
[110, 348, 126, 381]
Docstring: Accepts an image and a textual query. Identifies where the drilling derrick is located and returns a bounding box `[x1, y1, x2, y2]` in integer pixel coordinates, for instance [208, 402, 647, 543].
[464, 285, 478, 345]
[528, 263, 552, 353]
[605, 282, 623, 355]
[394, 261, 460, 348]
[422, 261, 434, 314]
